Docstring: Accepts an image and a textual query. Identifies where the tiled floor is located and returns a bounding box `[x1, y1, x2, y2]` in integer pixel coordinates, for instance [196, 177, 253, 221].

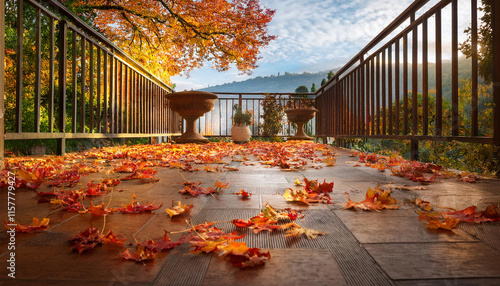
[1, 143, 500, 285]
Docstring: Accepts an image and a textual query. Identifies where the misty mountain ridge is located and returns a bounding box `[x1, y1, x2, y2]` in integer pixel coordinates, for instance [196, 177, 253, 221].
[199, 57, 475, 99]
[200, 68, 340, 93]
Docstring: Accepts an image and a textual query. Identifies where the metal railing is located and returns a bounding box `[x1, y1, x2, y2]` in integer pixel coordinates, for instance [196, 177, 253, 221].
[196, 92, 315, 138]
[1, 0, 181, 156]
[315, 0, 500, 159]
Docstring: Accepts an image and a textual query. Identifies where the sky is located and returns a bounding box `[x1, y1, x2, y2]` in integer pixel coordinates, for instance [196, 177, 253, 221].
[171, 0, 471, 91]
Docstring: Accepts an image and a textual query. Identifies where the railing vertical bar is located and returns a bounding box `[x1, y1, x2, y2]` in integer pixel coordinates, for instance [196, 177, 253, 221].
[126, 66, 130, 133]
[113, 57, 118, 133]
[435, 8, 443, 136]
[137, 74, 144, 133]
[71, 31, 77, 133]
[15, 0, 23, 133]
[451, 0, 459, 136]
[0, 0, 4, 166]
[34, 8, 41, 132]
[403, 33, 409, 135]
[103, 52, 108, 133]
[89, 43, 94, 133]
[130, 70, 135, 133]
[493, 0, 500, 145]
[412, 16, 418, 136]
[370, 58, 375, 135]
[109, 54, 114, 133]
[422, 18, 429, 136]
[80, 36, 85, 133]
[48, 17, 55, 133]
[96, 47, 101, 133]
[118, 61, 123, 133]
[388, 45, 393, 135]
[382, 49, 387, 135]
[365, 61, 370, 135]
[471, 0, 478, 136]
[57, 20, 67, 137]
[376, 54, 381, 135]
[124, 63, 128, 133]
[356, 67, 360, 135]
[395, 39, 400, 135]
[360, 58, 365, 135]
[352, 72, 356, 135]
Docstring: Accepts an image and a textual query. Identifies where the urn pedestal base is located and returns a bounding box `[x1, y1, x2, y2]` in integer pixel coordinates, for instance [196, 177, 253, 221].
[166, 91, 218, 144]
[285, 108, 318, 140]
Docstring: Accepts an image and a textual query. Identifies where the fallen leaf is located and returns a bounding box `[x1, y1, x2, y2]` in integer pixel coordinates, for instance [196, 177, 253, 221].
[165, 201, 194, 217]
[5, 217, 50, 233]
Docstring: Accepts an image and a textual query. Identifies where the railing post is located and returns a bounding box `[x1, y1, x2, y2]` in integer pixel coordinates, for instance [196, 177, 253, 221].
[0, 0, 5, 169]
[57, 20, 68, 155]
[493, 0, 500, 146]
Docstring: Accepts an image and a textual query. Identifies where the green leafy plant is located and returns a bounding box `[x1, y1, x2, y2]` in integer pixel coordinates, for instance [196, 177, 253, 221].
[232, 105, 253, 126]
[260, 94, 284, 137]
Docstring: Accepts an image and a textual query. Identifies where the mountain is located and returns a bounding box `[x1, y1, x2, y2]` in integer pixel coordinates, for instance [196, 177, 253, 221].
[200, 57, 475, 98]
[200, 69, 340, 93]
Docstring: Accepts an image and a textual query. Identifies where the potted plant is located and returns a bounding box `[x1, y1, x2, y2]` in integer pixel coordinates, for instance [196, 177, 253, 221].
[231, 104, 253, 143]
[284, 94, 318, 140]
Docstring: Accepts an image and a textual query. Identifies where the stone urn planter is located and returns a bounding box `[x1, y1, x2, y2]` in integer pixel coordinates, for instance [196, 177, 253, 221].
[285, 108, 318, 140]
[166, 91, 218, 143]
[231, 125, 251, 143]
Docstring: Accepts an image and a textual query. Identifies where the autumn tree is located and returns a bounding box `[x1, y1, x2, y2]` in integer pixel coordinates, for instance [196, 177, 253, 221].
[64, 0, 276, 83]
[460, 0, 492, 83]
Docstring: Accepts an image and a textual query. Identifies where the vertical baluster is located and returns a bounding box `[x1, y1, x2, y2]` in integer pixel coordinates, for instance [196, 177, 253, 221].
[15, 0, 23, 133]
[80, 37, 85, 133]
[370, 58, 375, 135]
[34, 8, 41, 132]
[395, 39, 400, 135]
[118, 62, 123, 133]
[388, 45, 393, 135]
[451, 0, 459, 136]
[57, 20, 68, 154]
[103, 52, 109, 133]
[124, 65, 128, 133]
[376, 54, 381, 135]
[113, 57, 118, 133]
[471, 0, 478, 136]
[89, 43, 94, 132]
[435, 9, 443, 136]
[365, 61, 370, 135]
[71, 31, 77, 133]
[382, 49, 387, 135]
[412, 16, 418, 136]
[48, 17, 55, 132]
[403, 33, 409, 135]
[96, 48, 101, 133]
[423, 18, 429, 136]
[493, 0, 500, 145]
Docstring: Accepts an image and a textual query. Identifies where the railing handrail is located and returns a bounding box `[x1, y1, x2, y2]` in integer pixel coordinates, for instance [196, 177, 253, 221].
[41, 0, 173, 92]
[316, 0, 429, 95]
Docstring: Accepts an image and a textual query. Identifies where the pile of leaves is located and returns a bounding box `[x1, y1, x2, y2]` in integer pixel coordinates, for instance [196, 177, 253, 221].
[283, 178, 334, 204]
[344, 186, 399, 211]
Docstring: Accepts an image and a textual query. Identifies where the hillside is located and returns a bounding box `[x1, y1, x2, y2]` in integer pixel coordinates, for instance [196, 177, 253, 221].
[199, 58, 475, 98]
[200, 69, 339, 93]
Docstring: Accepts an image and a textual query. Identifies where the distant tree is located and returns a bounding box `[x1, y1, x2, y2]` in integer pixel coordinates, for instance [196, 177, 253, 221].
[295, 86, 309, 93]
[460, 0, 492, 83]
[321, 78, 326, 86]
[311, 83, 317, 93]
[327, 71, 334, 80]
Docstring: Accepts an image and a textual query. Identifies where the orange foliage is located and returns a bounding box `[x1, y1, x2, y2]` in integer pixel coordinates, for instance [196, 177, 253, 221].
[67, 0, 276, 82]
